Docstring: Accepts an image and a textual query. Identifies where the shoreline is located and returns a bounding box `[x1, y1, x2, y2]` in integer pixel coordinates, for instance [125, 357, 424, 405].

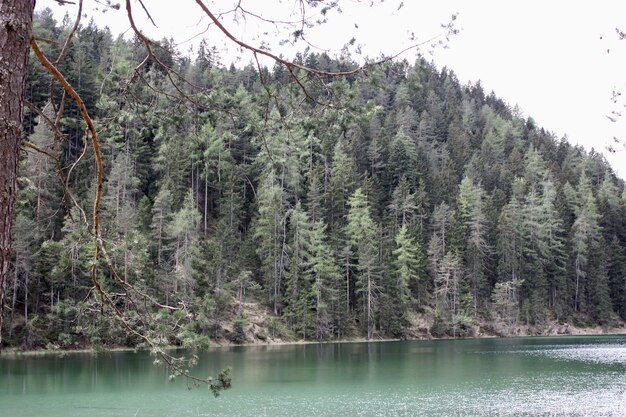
[2, 325, 624, 357]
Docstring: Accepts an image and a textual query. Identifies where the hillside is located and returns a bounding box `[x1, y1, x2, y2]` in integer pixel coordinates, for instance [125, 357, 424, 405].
[4, 9, 626, 349]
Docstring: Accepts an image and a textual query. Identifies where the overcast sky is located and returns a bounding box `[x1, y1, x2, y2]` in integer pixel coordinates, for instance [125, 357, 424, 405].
[40, 0, 626, 178]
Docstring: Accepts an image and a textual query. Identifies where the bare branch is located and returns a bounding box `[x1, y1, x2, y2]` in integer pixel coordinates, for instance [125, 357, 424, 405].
[22, 141, 57, 160]
[23, 99, 86, 224]
[124, 0, 211, 105]
[137, 0, 157, 27]
[194, 0, 450, 78]
[55, 0, 83, 65]
[23, 99, 67, 142]
[31, 39, 106, 303]
[64, 129, 89, 224]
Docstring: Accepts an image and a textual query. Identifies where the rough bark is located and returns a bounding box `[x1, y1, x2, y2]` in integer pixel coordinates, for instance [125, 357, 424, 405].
[0, 0, 34, 347]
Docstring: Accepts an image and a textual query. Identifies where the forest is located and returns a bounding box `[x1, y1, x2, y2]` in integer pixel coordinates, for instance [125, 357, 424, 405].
[4, 9, 626, 350]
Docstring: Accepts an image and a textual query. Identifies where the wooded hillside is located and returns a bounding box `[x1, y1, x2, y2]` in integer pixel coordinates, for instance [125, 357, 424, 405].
[5, 10, 625, 348]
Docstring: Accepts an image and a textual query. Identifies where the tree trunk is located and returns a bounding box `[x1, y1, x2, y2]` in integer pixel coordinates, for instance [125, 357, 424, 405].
[575, 255, 581, 312]
[9, 249, 18, 338]
[23, 268, 28, 324]
[367, 269, 372, 340]
[204, 172, 208, 235]
[0, 0, 35, 348]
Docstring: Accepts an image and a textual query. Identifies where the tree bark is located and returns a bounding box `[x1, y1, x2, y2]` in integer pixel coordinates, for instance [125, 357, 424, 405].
[0, 0, 34, 348]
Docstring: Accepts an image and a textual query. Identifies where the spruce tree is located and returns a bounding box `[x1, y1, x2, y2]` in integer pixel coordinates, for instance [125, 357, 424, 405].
[393, 225, 426, 312]
[346, 188, 380, 340]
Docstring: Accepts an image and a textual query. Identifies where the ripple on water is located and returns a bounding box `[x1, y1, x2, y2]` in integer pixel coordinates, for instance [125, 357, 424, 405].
[199, 375, 626, 417]
[198, 343, 626, 416]
[522, 344, 626, 365]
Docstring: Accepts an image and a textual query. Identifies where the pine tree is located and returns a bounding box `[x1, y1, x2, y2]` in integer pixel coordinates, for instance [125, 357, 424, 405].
[491, 280, 521, 334]
[171, 190, 202, 303]
[433, 252, 464, 337]
[586, 237, 613, 325]
[571, 174, 602, 315]
[497, 201, 524, 288]
[537, 179, 567, 317]
[196, 120, 234, 233]
[606, 235, 626, 319]
[388, 130, 418, 185]
[284, 202, 314, 338]
[520, 186, 549, 323]
[389, 176, 416, 229]
[428, 203, 453, 277]
[457, 177, 490, 313]
[24, 113, 62, 238]
[346, 188, 380, 339]
[327, 138, 356, 237]
[253, 170, 287, 315]
[393, 225, 426, 311]
[154, 123, 192, 209]
[306, 219, 342, 340]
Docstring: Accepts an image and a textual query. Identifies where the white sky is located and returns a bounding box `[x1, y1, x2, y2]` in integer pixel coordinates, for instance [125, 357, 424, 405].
[39, 0, 626, 179]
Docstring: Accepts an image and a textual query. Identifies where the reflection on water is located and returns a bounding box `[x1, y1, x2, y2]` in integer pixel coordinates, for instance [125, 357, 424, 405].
[1, 335, 625, 416]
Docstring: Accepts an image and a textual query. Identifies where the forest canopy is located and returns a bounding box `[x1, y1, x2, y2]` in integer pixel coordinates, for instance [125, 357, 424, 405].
[4, 8, 626, 351]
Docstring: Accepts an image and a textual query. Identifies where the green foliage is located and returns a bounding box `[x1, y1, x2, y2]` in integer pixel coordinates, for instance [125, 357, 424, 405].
[209, 368, 232, 397]
[393, 225, 425, 310]
[346, 188, 380, 339]
[232, 316, 249, 344]
[9, 12, 626, 356]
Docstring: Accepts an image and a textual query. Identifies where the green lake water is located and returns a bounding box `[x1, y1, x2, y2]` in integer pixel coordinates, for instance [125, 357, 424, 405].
[1, 336, 626, 416]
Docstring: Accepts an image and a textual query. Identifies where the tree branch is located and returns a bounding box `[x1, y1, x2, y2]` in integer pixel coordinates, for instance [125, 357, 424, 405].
[31, 39, 106, 303]
[55, 0, 83, 65]
[193, 0, 449, 78]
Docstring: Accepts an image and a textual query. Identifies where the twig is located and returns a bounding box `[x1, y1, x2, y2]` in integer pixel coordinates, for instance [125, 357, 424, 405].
[22, 141, 57, 160]
[194, 0, 444, 78]
[23, 99, 67, 142]
[55, 0, 83, 65]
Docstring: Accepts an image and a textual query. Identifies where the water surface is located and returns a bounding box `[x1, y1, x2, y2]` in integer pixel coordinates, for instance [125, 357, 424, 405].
[2, 336, 625, 416]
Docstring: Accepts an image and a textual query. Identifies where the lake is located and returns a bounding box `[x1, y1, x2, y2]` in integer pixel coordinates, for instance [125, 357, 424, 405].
[1, 336, 626, 416]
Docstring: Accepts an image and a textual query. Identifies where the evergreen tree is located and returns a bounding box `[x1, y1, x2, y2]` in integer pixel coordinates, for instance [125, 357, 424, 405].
[389, 176, 416, 229]
[457, 177, 490, 313]
[327, 138, 356, 237]
[24, 114, 62, 238]
[606, 235, 626, 319]
[571, 174, 602, 315]
[393, 225, 426, 312]
[345, 188, 380, 339]
[433, 252, 466, 337]
[171, 190, 202, 302]
[388, 130, 418, 185]
[284, 202, 314, 338]
[537, 179, 567, 317]
[253, 170, 287, 315]
[306, 218, 342, 339]
[7, 14, 626, 347]
[428, 203, 453, 277]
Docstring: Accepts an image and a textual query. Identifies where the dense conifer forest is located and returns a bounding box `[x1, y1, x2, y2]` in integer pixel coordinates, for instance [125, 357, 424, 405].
[5, 10, 626, 349]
